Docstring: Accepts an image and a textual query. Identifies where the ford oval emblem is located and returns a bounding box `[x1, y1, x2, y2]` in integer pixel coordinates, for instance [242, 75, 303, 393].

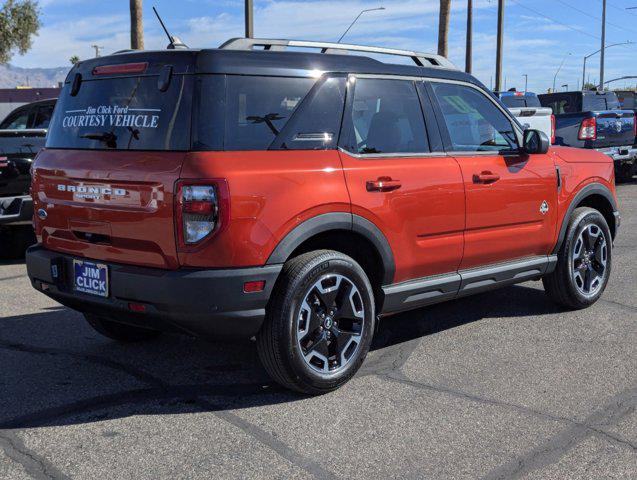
[37, 208, 47, 220]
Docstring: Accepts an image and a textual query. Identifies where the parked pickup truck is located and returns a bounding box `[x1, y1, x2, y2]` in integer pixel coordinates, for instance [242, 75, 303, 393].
[615, 90, 637, 179]
[498, 91, 555, 143]
[0, 99, 56, 257]
[538, 90, 636, 181]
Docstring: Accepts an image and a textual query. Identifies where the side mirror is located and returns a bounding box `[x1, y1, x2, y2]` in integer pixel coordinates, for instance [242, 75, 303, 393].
[523, 129, 550, 154]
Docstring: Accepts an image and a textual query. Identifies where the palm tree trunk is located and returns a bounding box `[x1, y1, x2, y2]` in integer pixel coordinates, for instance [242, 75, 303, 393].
[438, 0, 451, 57]
[130, 0, 144, 50]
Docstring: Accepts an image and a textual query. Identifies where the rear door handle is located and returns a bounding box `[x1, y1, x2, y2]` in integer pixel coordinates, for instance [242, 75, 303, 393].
[473, 171, 500, 184]
[366, 177, 402, 192]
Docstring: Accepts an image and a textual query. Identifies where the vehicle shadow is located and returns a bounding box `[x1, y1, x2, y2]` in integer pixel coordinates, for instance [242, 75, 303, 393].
[0, 283, 563, 430]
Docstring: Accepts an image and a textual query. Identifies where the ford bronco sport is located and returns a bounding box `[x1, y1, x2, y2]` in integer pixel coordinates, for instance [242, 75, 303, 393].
[26, 39, 620, 394]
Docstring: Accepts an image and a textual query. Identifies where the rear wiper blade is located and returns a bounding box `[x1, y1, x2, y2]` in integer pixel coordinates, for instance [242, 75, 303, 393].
[247, 113, 285, 136]
[80, 131, 118, 148]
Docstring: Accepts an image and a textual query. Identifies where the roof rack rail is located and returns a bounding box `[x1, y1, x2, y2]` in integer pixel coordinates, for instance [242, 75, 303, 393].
[219, 38, 458, 70]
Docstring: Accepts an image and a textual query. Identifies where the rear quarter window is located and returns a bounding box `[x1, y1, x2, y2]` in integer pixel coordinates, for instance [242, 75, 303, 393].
[223, 76, 315, 150]
[194, 75, 345, 151]
[46, 75, 193, 151]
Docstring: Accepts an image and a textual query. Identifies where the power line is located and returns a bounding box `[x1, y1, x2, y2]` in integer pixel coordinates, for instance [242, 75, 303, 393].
[555, 0, 637, 37]
[603, 0, 637, 17]
[507, 0, 601, 40]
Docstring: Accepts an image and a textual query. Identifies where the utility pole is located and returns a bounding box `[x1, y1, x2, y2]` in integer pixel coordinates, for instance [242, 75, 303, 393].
[600, 0, 606, 90]
[130, 0, 144, 50]
[465, 0, 473, 73]
[245, 0, 254, 38]
[438, 0, 451, 57]
[91, 45, 104, 57]
[495, 0, 505, 92]
[523, 74, 528, 93]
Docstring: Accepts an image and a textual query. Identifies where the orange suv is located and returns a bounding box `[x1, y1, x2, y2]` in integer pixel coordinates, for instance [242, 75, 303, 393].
[26, 39, 620, 394]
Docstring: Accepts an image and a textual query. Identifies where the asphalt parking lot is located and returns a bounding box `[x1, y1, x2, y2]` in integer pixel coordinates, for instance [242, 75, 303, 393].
[0, 183, 635, 480]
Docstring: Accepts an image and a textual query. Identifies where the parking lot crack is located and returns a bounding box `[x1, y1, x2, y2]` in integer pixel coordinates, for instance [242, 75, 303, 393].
[206, 404, 339, 480]
[381, 373, 636, 453]
[0, 338, 164, 388]
[0, 429, 71, 480]
[599, 298, 637, 313]
[480, 385, 637, 480]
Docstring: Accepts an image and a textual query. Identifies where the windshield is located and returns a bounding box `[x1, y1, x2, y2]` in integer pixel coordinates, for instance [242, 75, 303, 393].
[46, 75, 193, 151]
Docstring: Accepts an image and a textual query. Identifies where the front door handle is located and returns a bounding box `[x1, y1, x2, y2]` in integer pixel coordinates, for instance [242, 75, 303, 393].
[366, 177, 402, 192]
[473, 171, 500, 184]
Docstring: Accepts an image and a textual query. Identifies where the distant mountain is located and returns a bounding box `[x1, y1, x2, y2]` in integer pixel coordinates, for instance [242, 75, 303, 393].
[0, 64, 69, 88]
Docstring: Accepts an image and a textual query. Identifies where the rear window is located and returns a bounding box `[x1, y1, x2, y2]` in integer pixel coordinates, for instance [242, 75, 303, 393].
[500, 95, 541, 108]
[46, 75, 193, 150]
[539, 93, 581, 114]
[583, 93, 620, 111]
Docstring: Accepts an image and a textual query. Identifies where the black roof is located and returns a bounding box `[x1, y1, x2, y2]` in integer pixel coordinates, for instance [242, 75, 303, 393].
[67, 47, 484, 88]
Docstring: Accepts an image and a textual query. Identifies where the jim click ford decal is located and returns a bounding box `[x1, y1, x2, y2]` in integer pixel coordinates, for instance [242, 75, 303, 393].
[62, 105, 161, 129]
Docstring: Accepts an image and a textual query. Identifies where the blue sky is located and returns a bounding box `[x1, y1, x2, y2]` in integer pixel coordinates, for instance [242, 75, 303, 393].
[11, 0, 637, 92]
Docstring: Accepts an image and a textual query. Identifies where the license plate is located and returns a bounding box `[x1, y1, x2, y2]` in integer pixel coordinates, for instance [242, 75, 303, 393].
[73, 260, 109, 297]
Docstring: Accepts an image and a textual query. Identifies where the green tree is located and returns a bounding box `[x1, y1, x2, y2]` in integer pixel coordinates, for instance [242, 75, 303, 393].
[69, 55, 80, 65]
[0, 0, 41, 64]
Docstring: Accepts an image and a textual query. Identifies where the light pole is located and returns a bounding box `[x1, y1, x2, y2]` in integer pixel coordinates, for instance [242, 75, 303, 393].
[582, 41, 632, 91]
[522, 74, 528, 93]
[465, 0, 473, 73]
[553, 52, 571, 92]
[600, 0, 606, 89]
[562, 84, 569, 91]
[338, 7, 385, 43]
[495, 0, 505, 92]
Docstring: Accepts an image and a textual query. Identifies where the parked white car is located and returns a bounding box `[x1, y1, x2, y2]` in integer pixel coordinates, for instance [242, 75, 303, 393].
[498, 91, 555, 143]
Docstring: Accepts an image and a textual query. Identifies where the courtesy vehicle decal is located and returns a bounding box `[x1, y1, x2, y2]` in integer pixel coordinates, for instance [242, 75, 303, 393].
[62, 105, 161, 129]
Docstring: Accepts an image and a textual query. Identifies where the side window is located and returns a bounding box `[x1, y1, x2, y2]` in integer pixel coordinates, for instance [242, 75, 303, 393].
[0, 107, 31, 130]
[270, 76, 346, 150]
[224, 76, 315, 150]
[33, 103, 55, 129]
[344, 78, 428, 154]
[431, 82, 518, 152]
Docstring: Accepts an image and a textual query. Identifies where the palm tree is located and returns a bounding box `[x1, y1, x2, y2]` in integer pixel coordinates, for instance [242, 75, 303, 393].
[130, 0, 144, 50]
[438, 0, 451, 58]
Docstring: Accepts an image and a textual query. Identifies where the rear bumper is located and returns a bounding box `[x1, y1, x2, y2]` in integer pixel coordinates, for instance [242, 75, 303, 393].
[595, 146, 637, 163]
[26, 245, 282, 338]
[0, 195, 33, 226]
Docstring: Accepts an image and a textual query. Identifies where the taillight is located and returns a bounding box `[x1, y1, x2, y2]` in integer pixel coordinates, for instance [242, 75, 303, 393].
[578, 117, 597, 141]
[175, 180, 229, 249]
[92, 62, 148, 76]
[550, 114, 556, 145]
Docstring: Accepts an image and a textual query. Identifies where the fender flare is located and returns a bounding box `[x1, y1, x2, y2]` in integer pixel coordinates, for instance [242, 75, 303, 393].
[266, 212, 396, 285]
[552, 182, 618, 255]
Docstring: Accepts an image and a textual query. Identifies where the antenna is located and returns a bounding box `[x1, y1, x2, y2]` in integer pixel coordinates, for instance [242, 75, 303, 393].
[152, 6, 188, 49]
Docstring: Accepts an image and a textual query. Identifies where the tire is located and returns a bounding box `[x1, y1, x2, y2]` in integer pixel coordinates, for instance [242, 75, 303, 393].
[257, 250, 376, 395]
[543, 207, 612, 309]
[84, 313, 161, 342]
